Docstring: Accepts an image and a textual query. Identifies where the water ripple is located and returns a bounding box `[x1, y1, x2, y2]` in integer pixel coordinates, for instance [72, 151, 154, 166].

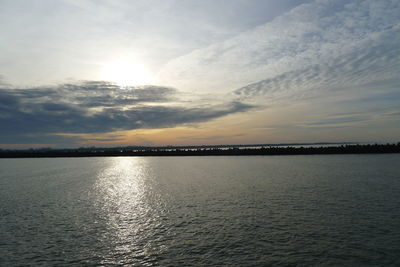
[1, 155, 400, 266]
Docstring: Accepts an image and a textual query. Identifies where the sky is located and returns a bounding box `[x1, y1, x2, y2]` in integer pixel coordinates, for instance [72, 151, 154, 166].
[0, 0, 399, 148]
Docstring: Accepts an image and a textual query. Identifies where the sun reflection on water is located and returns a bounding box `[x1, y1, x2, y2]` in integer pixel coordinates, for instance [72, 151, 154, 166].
[93, 157, 159, 264]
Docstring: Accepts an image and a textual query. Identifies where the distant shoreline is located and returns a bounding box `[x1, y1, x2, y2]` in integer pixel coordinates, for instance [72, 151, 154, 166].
[0, 143, 399, 158]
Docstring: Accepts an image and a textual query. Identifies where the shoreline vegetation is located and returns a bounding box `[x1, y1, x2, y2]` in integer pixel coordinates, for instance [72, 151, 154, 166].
[0, 143, 399, 158]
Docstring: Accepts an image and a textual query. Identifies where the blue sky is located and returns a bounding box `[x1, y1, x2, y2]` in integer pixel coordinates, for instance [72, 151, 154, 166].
[0, 0, 399, 147]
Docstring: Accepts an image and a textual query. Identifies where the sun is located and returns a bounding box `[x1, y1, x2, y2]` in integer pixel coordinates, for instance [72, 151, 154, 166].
[101, 61, 154, 87]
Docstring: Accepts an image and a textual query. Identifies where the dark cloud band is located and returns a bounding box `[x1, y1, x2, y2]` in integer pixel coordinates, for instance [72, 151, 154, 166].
[0, 81, 253, 144]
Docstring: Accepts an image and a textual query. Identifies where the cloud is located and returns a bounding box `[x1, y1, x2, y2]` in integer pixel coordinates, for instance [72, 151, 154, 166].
[159, 0, 400, 97]
[304, 115, 371, 127]
[234, 25, 400, 100]
[0, 81, 253, 144]
[0, 0, 307, 87]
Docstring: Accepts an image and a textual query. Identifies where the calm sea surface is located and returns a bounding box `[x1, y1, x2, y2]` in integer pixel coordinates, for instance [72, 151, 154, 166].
[1, 155, 400, 266]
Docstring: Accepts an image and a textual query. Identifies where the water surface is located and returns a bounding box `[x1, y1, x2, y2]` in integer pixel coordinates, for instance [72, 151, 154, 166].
[1, 155, 400, 266]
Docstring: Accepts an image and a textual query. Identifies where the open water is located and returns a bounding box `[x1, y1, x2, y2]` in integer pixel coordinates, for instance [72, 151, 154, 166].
[1, 154, 400, 266]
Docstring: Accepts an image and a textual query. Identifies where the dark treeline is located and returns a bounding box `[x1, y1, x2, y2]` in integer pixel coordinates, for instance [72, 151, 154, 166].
[0, 143, 399, 158]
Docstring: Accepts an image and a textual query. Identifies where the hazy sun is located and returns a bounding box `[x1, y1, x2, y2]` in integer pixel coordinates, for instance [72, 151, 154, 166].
[101, 61, 154, 87]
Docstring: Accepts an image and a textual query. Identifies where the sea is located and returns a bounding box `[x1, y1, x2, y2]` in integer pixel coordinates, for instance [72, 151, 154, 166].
[1, 154, 400, 266]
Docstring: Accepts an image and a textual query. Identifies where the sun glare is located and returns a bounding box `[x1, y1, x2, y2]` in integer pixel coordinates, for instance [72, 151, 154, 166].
[101, 61, 154, 87]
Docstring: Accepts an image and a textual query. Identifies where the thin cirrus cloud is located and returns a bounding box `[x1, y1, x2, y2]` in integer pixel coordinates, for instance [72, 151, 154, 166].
[156, 0, 400, 140]
[0, 0, 307, 87]
[0, 81, 253, 144]
[159, 0, 400, 99]
[234, 24, 400, 100]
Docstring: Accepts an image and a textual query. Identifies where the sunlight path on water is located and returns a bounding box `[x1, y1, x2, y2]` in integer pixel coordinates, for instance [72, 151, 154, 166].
[92, 157, 169, 265]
